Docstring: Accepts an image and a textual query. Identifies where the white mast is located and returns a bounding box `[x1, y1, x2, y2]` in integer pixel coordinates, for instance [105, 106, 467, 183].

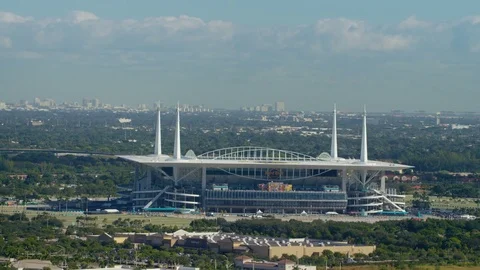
[330, 104, 338, 159]
[173, 103, 181, 160]
[154, 102, 162, 156]
[360, 105, 368, 163]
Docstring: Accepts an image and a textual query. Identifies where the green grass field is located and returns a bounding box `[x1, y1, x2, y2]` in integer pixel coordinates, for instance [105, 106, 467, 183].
[405, 195, 479, 209]
[0, 206, 193, 227]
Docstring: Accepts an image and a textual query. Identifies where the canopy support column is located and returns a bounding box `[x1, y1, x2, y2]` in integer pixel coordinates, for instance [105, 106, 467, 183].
[202, 166, 207, 211]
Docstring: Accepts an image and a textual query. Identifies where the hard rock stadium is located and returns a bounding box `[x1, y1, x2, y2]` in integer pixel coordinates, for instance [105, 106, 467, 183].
[119, 105, 413, 215]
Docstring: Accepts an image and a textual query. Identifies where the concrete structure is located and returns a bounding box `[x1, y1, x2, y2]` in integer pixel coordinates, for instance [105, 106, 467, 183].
[34, 98, 56, 108]
[92, 98, 101, 108]
[331, 104, 338, 160]
[90, 230, 375, 260]
[81, 265, 198, 270]
[235, 256, 315, 270]
[266, 244, 375, 259]
[12, 259, 62, 270]
[88, 232, 163, 245]
[119, 104, 412, 215]
[220, 235, 375, 259]
[82, 98, 102, 109]
[154, 104, 162, 156]
[275, 101, 285, 112]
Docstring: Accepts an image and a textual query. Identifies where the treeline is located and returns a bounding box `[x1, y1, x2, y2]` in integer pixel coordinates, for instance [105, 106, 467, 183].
[0, 153, 134, 198]
[400, 150, 480, 172]
[429, 182, 480, 198]
[0, 212, 63, 248]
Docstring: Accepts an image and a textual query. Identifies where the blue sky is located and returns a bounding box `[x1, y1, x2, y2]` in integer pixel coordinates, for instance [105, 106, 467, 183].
[1, 1, 480, 111]
[4, 1, 480, 25]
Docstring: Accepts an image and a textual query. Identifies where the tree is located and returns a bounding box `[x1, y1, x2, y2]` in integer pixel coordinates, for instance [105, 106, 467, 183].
[412, 192, 431, 210]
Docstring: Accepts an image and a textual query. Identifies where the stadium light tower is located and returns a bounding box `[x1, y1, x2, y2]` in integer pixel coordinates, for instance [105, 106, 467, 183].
[360, 105, 368, 163]
[331, 104, 338, 159]
[173, 102, 181, 160]
[154, 101, 162, 156]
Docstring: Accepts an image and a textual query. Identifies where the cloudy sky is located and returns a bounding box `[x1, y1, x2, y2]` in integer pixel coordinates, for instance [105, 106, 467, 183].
[1, 0, 480, 111]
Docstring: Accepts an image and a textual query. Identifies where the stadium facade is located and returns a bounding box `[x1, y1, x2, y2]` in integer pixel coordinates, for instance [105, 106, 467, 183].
[119, 105, 413, 215]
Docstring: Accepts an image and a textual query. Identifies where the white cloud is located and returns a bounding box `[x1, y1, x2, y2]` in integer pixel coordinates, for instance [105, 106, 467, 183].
[207, 20, 234, 40]
[0, 11, 31, 23]
[88, 20, 114, 38]
[378, 35, 412, 50]
[460, 16, 480, 25]
[35, 30, 64, 47]
[136, 15, 233, 40]
[70, 10, 99, 24]
[134, 15, 235, 45]
[0, 36, 12, 48]
[314, 18, 412, 51]
[3, 10, 480, 61]
[143, 15, 205, 32]
[398, 16, 431, 30]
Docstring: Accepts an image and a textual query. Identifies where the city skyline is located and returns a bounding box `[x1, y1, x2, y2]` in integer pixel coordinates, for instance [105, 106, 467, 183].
[2, 1, 480, 111]
[2, 96, 480, 114]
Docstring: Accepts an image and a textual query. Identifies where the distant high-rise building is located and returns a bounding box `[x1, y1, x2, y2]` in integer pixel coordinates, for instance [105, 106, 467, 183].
[260, 104, 272, 112]
[45, 98, 56, 107]
[92, 98, 101, 108]
[33, 98, 55, 108]
[436, 112, 441, 126]
[275, 101, 285, 112]
[82, 97, 102, 109]
[82, 98, 92, 108]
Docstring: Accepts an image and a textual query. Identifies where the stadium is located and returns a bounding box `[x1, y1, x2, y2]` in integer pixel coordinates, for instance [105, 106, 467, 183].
[119, 105, 413, 215]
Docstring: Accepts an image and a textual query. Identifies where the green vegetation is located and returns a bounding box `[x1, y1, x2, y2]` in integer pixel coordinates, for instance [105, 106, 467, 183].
[406, 195, 479, 210]
[2, 213, 479, 269]
[217, 218, 480, 267]
[0, 153, 133, 198]
[430, 182, 480, 198]
[411, 192, 432, 210]
[1, 110, 480, 172]
[0, 212, 231, 269]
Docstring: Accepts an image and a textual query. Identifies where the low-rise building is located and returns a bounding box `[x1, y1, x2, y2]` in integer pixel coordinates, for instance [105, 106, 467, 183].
[80, 265, 198, 270]
[90, 230, 375, 260]
[234, 256, 315, 270]
[8, 174, 29, 181]
[12, 259, 62, 270]
[89, 232, 166, 247]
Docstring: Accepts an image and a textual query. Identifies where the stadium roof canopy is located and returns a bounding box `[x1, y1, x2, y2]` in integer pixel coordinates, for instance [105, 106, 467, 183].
[118, 104, 413, 172]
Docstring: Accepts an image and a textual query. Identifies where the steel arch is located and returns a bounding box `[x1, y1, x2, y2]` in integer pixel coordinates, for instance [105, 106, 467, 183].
[197, 146, 319, 162]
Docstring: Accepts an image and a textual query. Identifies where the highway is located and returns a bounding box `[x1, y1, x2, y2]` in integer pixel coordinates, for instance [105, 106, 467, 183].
[0, 148, 117, 156]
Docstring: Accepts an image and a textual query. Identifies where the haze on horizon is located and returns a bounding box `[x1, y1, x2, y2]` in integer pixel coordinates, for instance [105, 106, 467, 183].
[1, 0, 480, 112]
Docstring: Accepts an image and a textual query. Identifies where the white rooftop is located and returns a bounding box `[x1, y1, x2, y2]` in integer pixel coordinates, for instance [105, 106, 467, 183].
[118, 151, 412, 171]
[117, 104, 413, 172]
